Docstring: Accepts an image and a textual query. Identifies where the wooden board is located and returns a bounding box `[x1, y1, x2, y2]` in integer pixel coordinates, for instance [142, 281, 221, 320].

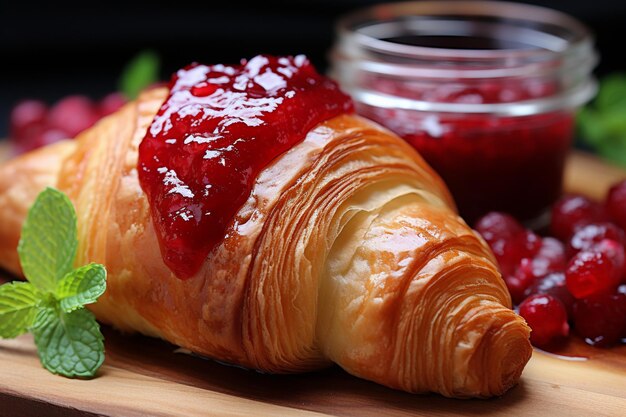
[564, 151, 626, 200]
[1, 142, 626, 417]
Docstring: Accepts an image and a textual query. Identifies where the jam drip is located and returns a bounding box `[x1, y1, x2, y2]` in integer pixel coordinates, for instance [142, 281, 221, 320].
[138, 55, 353, 279]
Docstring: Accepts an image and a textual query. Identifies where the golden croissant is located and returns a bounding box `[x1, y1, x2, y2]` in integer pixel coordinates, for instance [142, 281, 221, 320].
[0, 59, 531, 398]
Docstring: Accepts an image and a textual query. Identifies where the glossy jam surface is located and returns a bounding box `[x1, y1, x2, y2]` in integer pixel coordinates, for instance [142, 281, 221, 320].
[358, 81, 574, 224]
[138, 55, 353, 278]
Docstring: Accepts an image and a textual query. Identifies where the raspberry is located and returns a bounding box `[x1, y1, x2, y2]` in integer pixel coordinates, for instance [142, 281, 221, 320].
[606, 180, 626, 232]
[519, 294, 569, 348]
[551, 194, 607, 241]
[505, 270, 536, 305]
[524, 272, 575, 317]
[496, 230, 542, 277]
[48, 95, 99, 138]
[566, 244, 622, 299]
[475, 212, 540, 276]
[533, 237, 567, 272]
[567, 222, 625, 257]
[475, 212, 524, 245]
[31, 128, 69, 149]
[10, 99, 48, 141]
[508, 239, 566, 305]
[99, 92, 127, 117]
[572, 292, 626, 347]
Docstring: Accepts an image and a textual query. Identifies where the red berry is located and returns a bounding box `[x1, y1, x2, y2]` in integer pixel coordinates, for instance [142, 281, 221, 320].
[572, 292, 626, 347]
[551, 194, 608, 241]
[617, 286, 626, 338]
[496, 230, 542, 276]
[10, 100, 48, 142]
[32, 128, 69, 148]
[519, 294, 569, 347]
[507, 237, 567, 305]
[505, 270, 535, 305]
[594, 238, 625, 262]
[475, 212, 537, 276]
[99, 92, 127, 117]
[567, 222, 625, 257]
[475, 212, 524, 245]
[566, 246, 622, 299]
[524, 272, 575, 317]
[533, 237, 567, 271]
[48, 95, 99, 138]
[606, 180, 626, 232]
[593, 239, 625, 281]
[11, 121, 44, 153]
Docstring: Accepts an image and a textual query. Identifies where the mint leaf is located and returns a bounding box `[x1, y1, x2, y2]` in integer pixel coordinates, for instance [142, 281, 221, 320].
[0, 282, 38, 338]
[32, 307, 104, 378]
[119, 50, 160, 100]
[595, 73, 626, 110]
[577, 108, 605, 146]
[577, 72, 626, 168]
[596, 136, 626, 166]
[17, 188, 77, 293]
[56, 264, 107, 313]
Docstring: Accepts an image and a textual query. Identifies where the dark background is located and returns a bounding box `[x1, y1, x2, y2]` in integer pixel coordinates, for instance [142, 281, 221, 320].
[1, 0, 625, 137]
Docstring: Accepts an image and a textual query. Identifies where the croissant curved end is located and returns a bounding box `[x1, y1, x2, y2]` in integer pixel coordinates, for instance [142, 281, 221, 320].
[314, 179, 532, 397]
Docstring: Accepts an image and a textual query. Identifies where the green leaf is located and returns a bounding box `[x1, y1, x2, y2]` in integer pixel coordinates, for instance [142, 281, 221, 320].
[9, 188, 108, 378]
[596, 135, 626, 166]
[32, 307, 105, 378]
[0, 282, 38, 338]
[596, 109, 626, 137]
[56, 264, 107, 313]
[119, 50, 160, 100]
[18, 187, 78, 293]
[577, 108, 605, 146]
[595, 73, 626, 110]
[577, 73, 626, 168]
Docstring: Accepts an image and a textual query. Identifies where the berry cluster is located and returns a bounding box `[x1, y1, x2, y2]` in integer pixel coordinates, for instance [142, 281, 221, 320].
[9, 93, 127, 154]
[475, 180, 626, 349]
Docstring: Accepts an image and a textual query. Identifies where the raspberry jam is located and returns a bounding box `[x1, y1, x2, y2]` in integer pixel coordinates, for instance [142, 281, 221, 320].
[358, 103, 574, 224]
[138, 55, 353, 278]
[332, 1, 597, 224]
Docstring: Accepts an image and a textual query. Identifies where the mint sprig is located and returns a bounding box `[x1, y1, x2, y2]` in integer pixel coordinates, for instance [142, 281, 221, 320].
[577, 73, 626, 167]
[119, 50, 160, 100]
[0, 188, 106, 378]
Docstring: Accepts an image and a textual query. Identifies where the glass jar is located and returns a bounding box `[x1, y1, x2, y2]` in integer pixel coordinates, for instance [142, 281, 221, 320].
[331, 1, 598, 225]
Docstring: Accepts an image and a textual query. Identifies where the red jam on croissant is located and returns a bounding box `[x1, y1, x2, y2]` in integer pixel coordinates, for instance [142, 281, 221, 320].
[138, 55, 353, 278]
[0, 55, 531, 398]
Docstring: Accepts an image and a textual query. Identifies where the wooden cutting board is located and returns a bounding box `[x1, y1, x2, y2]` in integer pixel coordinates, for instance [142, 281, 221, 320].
[0, 143, 625, 417]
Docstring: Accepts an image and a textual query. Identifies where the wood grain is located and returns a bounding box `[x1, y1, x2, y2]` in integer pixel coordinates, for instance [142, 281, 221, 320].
[564, 152, 626, 200]
[0, 142, 625, 416]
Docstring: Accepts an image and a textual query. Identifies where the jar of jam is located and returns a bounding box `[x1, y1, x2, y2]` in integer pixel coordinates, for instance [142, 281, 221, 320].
[331, 1, 598, 225]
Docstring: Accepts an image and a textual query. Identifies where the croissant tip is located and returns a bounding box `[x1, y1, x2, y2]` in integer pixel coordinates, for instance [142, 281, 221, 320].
[481, 319, 533, 398]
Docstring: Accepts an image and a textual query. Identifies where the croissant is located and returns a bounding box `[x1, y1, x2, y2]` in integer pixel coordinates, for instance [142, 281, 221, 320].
[0, 57, 531, 398]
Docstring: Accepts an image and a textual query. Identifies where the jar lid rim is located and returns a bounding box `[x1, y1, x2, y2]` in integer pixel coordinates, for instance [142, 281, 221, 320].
[337, 0, 594, 61]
